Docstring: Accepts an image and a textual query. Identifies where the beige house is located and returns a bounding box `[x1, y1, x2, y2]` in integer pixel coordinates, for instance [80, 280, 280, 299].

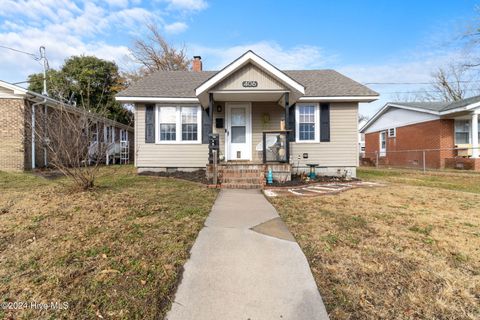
[0, 81, 134, 171]
[117, 51, 378, 186]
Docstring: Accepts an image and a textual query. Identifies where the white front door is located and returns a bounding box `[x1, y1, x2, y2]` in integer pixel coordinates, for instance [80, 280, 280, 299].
[225, 102, 252, 160]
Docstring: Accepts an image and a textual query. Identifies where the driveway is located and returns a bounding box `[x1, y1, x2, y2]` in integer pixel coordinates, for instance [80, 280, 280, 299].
[166, 189, 329, 320]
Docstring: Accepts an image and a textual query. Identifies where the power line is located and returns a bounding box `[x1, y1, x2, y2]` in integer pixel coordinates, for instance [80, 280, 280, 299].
[364, 80, 480, 85]
[0, 44, 39, 59]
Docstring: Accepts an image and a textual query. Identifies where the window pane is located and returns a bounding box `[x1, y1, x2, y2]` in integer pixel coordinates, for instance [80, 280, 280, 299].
[182, 124, 198, 141]
[231, 108, 246, 126]
[231, 126, 246, 143]
[181, 107, 197, 124]
[456, 133, 469, 144]
[159, 107, 176, 123]
[160, 124, 176, 141]
[299, 105, 315, 123]
[299, 123, 315, 140]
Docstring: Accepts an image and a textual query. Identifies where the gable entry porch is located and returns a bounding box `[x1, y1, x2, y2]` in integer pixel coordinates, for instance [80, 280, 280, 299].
[197, 55, 305, 188]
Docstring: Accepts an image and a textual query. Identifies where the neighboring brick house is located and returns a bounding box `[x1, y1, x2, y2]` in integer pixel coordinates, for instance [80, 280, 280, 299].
[0, 80, 134, 171]
[360, 98, 480, 170]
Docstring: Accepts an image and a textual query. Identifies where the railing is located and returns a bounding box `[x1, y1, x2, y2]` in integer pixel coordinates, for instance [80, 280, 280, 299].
[262, 130, 290, 163]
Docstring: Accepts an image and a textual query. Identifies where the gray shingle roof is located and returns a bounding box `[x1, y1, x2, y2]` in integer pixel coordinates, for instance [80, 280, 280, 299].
[391, 95, 480, 113]
[390, 101, 450, 112]
[117, 69, 378, 98]
[441, 95, 480, 111]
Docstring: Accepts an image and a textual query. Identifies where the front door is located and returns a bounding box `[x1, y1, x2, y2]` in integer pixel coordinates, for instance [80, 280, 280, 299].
[225, 102, 252, 160]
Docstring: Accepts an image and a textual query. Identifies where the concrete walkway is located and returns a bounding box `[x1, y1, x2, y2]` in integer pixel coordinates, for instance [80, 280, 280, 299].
[167, 189, 329, 320]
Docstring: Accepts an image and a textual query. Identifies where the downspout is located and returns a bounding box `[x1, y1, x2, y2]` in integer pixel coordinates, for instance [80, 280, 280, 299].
[30, 98, 47, 170]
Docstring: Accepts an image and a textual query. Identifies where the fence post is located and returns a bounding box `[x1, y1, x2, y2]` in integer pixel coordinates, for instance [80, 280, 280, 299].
[422, 150, 426, 173]
[375, 151, 379, 168]
[213, 149, 218, 186]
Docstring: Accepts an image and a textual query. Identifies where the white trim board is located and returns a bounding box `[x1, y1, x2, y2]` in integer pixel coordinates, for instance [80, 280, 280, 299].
[116, 97, 199, 103]
[298, 96, 378, 102]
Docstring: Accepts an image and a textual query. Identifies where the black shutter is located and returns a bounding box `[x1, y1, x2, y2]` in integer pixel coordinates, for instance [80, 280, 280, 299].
[320, 103, 330, 142]
[202, 107, 211, 144]
[145, 104, 155, 143]
[288, 104, 296, 142]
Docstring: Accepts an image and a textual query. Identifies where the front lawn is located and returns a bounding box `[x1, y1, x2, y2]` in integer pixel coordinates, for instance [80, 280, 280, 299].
[271, 168, 480, 319]
[0, 166, 217, 319]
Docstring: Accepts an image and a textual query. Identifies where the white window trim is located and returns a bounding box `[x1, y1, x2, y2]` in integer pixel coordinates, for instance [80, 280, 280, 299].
[155, 105, 202, 144]
[295, 103, 320, 143]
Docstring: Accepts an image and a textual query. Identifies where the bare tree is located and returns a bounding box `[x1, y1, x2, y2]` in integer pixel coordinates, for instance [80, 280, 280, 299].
[26, 101, 112, 190]
[358, 114, 369, 123]
[430, 64, 469, 101]
[129, 24, 190, 74]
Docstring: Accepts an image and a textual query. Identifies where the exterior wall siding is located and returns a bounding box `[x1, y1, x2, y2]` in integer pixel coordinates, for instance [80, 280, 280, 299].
[213, 64, 285, 91]
[364, 119, 455, 169]
[291, 102, 359, 169]
[0, 98, 26, 171]
[135, 104, 208, 168]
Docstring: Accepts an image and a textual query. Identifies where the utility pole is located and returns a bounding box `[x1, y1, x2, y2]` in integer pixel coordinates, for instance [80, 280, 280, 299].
[39, 46, 48, 96]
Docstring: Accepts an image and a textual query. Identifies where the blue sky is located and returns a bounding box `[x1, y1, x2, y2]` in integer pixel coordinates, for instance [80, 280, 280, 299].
[0, 0, 479, 116]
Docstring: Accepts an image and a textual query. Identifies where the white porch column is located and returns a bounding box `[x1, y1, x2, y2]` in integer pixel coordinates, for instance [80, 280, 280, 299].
[472, 112, 479, 158]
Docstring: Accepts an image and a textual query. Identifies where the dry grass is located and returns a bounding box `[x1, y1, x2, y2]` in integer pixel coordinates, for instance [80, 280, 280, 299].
[271, 168, 480, 319]
[0, 166, 217, 319]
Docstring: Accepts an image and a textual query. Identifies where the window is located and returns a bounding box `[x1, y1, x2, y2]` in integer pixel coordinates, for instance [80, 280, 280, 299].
[104, 126, 114, 143]
[120, 129, 128, 142]
[388, 128, 396, 137]
[181, 107, 198, 141]
[91, 123, 98, 142]
[295, 104, 319, 142]
[455, 120, 470, 144]
[379, 131, 387, 156]
[159, 107, 177, 141]
[157, 105, 202, 143]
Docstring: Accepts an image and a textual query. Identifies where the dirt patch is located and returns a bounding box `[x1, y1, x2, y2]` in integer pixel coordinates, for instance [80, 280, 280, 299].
[139, 169, 212, 185]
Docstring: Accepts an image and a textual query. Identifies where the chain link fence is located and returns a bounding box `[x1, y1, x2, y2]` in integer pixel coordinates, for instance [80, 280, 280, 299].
[360, 147, 480, 172]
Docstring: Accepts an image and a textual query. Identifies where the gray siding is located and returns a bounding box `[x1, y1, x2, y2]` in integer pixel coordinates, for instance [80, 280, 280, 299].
[291, 102, 359, 167]
[135, 104, 208, 168]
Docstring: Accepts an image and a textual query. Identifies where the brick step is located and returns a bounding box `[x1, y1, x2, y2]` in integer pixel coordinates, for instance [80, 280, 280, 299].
[220, 169, 263, 174]
[221, 183, 262, 189]
[221, 173, 263, 179]
[222, 177, 263, 184]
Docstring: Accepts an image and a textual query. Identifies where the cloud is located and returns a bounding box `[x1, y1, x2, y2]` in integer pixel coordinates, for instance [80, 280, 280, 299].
[0, 0, 203, 83]
[164, 0, 208, 11]
[191, 41, 332, 70]
[165, 21, 188, 34]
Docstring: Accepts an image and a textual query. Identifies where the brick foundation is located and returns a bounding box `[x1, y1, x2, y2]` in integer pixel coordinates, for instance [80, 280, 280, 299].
[445, 157, 480, 170]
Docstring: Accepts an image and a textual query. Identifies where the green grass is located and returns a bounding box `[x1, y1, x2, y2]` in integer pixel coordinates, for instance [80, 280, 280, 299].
[0, 165, 217, 319]
[358, 167, 480, 193]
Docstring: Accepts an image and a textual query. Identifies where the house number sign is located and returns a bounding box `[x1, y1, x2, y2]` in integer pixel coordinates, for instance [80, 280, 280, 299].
[242, 80, 258, 88]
